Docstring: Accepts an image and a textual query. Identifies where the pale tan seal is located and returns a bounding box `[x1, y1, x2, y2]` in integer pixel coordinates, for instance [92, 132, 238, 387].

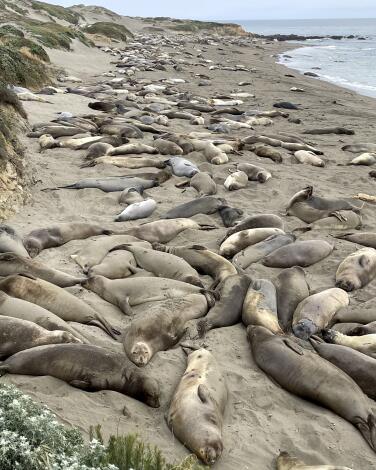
[220, 227, 285, 257]
[84, 155, 167, 169]
[152, 138, 184, 155]
[0, 225, 29, 258]
[277, 451, 352, 470]
[294, 150, 325, 167]
[167, 348, 228, 465]
[336, 232, 376, 249]
[107, 143, 157, 156]
[224, 171, 248, 190]
[88, 250, 139, 279]
[302, 210, 362, 231]
[190, 172, 217, 196]
[237, 162, 271, 183]
[335, 248, 376, 291]
[322, 329, 376, 359]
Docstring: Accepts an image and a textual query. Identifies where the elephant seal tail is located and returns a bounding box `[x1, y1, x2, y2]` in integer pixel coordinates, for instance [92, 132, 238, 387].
[0, 363, 10, 377]
[80, 161, 96, 169]
[198, 224, 217, 231]
[357, 414, 376, 453]
[196, 318, 213, 338]
[200, 289, 218, 307]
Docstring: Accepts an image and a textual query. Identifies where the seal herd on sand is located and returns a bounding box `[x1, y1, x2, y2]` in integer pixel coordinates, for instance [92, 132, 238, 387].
[3, 30, 376, 468]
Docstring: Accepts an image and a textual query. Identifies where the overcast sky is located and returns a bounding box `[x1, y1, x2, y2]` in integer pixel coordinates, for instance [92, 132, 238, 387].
[49, 1, 376, 20]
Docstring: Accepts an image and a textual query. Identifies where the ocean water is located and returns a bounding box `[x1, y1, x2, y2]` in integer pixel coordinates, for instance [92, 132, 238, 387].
[237, 18, 376, 98]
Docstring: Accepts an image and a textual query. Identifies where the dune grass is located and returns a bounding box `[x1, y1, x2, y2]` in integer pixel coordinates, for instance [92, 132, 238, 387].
[31, 0, 82, 25]
[83, 21, 133, 41]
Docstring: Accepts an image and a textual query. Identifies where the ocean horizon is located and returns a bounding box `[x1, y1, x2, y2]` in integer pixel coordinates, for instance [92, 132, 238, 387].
[235, 18, 376, 98]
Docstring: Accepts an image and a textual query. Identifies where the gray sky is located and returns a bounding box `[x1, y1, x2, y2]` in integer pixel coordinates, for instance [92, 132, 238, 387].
[49, 0, 376, 20]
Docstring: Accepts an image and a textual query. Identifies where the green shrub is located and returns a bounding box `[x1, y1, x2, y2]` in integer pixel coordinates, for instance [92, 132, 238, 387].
[0, 25, 24, 37]
[31, 0, 82, 24]
[83, 22, 133, 41]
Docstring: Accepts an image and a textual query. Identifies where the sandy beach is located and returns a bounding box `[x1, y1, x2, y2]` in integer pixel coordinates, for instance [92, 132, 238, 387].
[2, 16, 376, 469]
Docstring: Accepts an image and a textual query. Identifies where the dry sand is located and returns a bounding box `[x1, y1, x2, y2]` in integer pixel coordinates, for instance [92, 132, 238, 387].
[2, 23, 376, 469]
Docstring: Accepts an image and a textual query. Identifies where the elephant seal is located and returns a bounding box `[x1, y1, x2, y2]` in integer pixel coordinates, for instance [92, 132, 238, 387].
[166, 157, 199, 177]
[0, 225, 29, 258]
[84, 156, 166, 170]
[304, 127, 354, 136]
[332, 323, 362, 334]
[218, 206, 243, 228]
[83, 275, 214, 315]
[23, 223, 112, 257]
[197, 275, 252, 337]
[248, 325, 376, 453]
[224, 171, 248, 191]
[0, 291, 88, 343]
[348, 153, 376, 166]
[286, 186, 360, 223]
[220, 228, 285, 257]
[115, 199, 157, 222]
[107, 143, 157, 156]
[39, 134, 60, 151]
[89, 250, 138, 279]
[152, 244, 237, 288]
[322, 329, 376, 359]
[54, 176, 158, 193]
[118, 188, 144, 205]
[252, 145, 282, 163]
[224, 214, 284, 241]
[0, 253, 85, 288]
[0, 274, 118, 338]
[237, 163, 271, 183]
[342, 143, 376, 153]
[0, 316, 81, 358]
[274, 267, 309, 332]
[233, 233, 295, 269]
[294, 150, 325, 167]
[303, 211, 362, 231]
[0, 344, 160, 408]
[152, 139, 184, 155]
[277, 450, 352, 470]
[114, 244, 203, 287]
[167, 348, 228, 466]
[162, 196, 225, 219]
[190, 172, 217, 196]
[263, 240, 334, 268]
[348, 321, 376, 336]
[71, 235, 150, 272]
[242, 279, 282, 333]
[123, 294, 208, 366]
[335, 248, 376, 292]
[336, 232, 376, 249]
[292, 288, 349, 340]
[311, 339, 376, 402]
[86, 142, 113, 159]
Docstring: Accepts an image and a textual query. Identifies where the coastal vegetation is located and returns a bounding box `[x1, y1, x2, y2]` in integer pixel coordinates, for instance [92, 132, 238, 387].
[31, 0, 83, 24]
[83, 22, 133, 41]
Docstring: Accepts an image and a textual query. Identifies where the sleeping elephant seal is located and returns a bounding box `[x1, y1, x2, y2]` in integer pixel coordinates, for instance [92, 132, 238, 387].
[311, 339, 376, 402]
[224, 171, 248, 191]
[0, 274, 119, 339]
[0, 253, 85, 288]
[224, 214, 284, 241]
[274, 267, 309, 332]
[292, 288, 349, 340]
[277, 450, 352, 470]
[248, 325, 376, 453]
[111, 244, 203, 287]
[348, 321, 376, 337]
[123, 294, 208, 366]
[286, 186, 360, 223]
[197, 274, 252, 337]
[82, 275, 215, 316]
[0, 344, 160, 408]
[335, 248, 376, 292]
[167, 349, 228, 466]
[162, 196, 226, 219]
[237, 163, 271, 183]
[303, 211, 362, 231]
[242, 279, 282, 333]
[0, 316, 81, 358]
[218, 206, 243, 228]
[190, 172, 217, 196]
[152, 243, 237, 288]
[220, 228, 285, 258]
[55, 176, 158, 193]
[263, 240, 334, 268]
[0, 225, 29, 258]
[88, 250, 138, 279]
[23, 223, 113, 257]
[336, 232, 376, 249]
[322, 329, 376, 359]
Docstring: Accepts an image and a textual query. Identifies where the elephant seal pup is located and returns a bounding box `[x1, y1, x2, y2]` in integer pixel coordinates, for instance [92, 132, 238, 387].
[224, 214, 284, 241]
[0, 225, 29, 258]
[277, 450, 352, 470]
[123, 294, 208, 366]
[152, 139, 184, 155]
[197, 275, 252, 337]
[118, 188, 144, 205]
[0, 274, 118, 338]
[220, 227, 285, 257]
[89, 250, 139, 279]
[23, 223, 113, 257]
[166, 157, 199, 177]
[107, 143, 157, 156]
[71, 235, 151, 273]
[335, 248, 376, 292]
[242, 279, 282, 333]
[224, 171, 248, 191]
[304, 211, 362, 231]
[55, 176, 158, 193]
[322, 329, 376, 359]
[162, 196, 226, 219]
[349, 321, 376, 336]
[274, 267, 309, 332]
[233, 233, 295, 269]
[252, 145, 282, 163]
[342, 143, 376, 153]
[336, 232, 376, 249]
[348, 153, 376, 166]
[167, 348, 228, 466]
[311, 339, 376, 402]
[0, 292, 88, 343]
[292, 288, 349, 340]
[85, 142, 113, 160]
[294, 150, 325, 167]
[83, 275, 215, 315]
[0, 344, 160, 408]
[237, 163, 271, 183]
[115, 199, 157, 222]
[286, 186, 360, 223]
[0, 253, 85, 288]
[114, 244, 203, 287]
[0, 316, 81, 358]
[84, 156, 167, 170]
[263, 240, 334, 268]
[152, 244, 237, 288]
[218, 206, 243, 228]
[248, 325, 376, 453]
[190, 172, 217, 196]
